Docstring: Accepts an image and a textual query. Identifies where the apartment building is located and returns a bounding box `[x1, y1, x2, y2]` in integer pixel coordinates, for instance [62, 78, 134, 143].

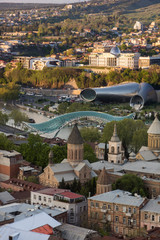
[31, 188, 87, 226]
[141, 196, 160, 231]
[88, 190, 147, 236]
[0, 150, 24, 181]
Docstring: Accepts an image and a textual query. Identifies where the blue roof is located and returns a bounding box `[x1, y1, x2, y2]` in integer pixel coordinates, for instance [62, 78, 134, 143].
[26, 111, 135, 134]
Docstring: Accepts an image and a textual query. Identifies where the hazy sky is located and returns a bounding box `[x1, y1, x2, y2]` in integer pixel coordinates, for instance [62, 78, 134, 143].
[0, 0, 87, 3]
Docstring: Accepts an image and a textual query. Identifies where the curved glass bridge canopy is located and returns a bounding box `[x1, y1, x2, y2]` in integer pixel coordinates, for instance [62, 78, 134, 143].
[26, 111, 135, 135]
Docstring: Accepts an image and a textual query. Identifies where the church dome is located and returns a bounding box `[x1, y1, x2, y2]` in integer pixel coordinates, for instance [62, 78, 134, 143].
[147, 115, 160, 135]
[129, 151, 136, 158]
[110, 46, 121, 57]
[68, 124, 84, 144]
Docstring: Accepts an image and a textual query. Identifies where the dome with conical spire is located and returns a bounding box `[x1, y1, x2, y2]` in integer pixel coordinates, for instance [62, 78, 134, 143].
[110, 124, 120, 142]
[68, 124, 84, 144]
[147, 114, 160, 135]
[97, 167, 111, 185]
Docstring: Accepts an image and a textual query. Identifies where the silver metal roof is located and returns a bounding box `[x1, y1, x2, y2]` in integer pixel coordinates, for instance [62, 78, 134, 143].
[0, 225, 50, 240]
[88, 190, 145, 207]
[141, 196, 160, 213]
[10, 212, 61, 231]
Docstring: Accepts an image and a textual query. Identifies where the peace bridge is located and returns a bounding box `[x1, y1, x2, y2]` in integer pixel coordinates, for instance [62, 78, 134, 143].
[26, 111, 135, 136]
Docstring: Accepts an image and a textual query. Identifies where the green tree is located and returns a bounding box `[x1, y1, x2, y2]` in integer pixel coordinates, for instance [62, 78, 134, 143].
[10, 109, 29, 127]
[0, 133, 15, 150]
[84, 143, 98, 163]
[112, 174, 147, 197]
[101, 119, 147, 155]
[0, 111, 8, 125]
[80, 127, 101, 142]
[132, 129, 148, 153]
[19, 134, 50, 168]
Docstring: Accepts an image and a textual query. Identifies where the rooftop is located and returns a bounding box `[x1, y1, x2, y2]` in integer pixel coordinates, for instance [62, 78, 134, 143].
[59, 191, 84, 200]
[141, 196, 160, 214]
[88, 190, 145, 207]
[67, 124, 84, 145]
[147, 115, 160, 134]
[33, 187, 70, 195]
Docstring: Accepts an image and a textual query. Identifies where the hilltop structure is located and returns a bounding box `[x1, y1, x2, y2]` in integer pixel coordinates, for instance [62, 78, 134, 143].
[39, 124, 96, 187]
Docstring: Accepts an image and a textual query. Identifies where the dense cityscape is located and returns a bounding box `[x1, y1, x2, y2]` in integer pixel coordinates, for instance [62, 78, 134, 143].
[0, 0, 160, 239]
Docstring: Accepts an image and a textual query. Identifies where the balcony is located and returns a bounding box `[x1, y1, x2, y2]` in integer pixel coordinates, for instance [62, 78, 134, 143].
[101, 209, 107, 213]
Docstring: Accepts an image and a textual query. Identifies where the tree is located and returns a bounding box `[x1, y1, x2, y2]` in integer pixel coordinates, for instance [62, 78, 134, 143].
[19, 134, 50, 168]
[101, 119, 147, 155]
[0, 111, 8, 125]
[80, 127, 101, 142]
[10, 109, 29, 127]
[0, 133, 15, 150]
[84, 143, 98, 163]
[112, 174, 148, 197]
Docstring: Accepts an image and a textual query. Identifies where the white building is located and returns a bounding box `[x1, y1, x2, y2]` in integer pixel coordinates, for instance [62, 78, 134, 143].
[30, 57, 62, 70]
[134, 21, 143, 31]
[31, 187, 87, 226]
[89, 46, 140, 69]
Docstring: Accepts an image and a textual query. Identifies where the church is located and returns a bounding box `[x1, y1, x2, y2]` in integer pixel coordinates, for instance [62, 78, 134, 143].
[39, 124, 97, 188]
[136, 114, 160, 161]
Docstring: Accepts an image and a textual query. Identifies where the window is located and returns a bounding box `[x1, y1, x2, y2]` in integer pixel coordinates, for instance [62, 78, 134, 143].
[115, 205, 119, 211]
[128, 219, 131, 225]
[84, 206, 86, 211]
[152, 215, 155, 222]
[96, 202, 99, 208]
[123, 217, 126, 224]
[48, 198, 51, 203]
[80, 207, 82, 212]
[103, 213, 106, 220]
[133, 220, 136, 225]
[91, 202, 94, 207]
[115, 226, 119, 233]
[145, 214, 148, 220]
[133, 208, 136, 214]
[111, 146, 114, 153]
[39, 196, 41, 201]
[108, 204, 111, 210]
[128, 207, 131, 213]
[103, 204, 106, 209]
[44, 197, 46, 202]
[33, 195, 36, 200]
[115, 216, 119, 222]
[123, 206, 126, 212]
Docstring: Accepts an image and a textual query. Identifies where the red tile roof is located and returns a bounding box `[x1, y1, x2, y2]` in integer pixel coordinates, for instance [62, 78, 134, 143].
[60, 191, 83, 199]
[36, 188, 70, 196]
[31, 224, 53, 235]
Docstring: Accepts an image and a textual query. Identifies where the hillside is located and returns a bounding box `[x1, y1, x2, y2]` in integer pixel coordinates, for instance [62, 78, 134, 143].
[86, 0, 160, 24]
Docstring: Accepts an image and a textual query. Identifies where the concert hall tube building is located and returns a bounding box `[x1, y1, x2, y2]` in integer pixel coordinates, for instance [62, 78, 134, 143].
[80, 82, 157, 109]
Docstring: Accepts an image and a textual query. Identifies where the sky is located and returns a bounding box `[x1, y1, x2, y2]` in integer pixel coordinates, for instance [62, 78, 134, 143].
[0, 0, 87, 3]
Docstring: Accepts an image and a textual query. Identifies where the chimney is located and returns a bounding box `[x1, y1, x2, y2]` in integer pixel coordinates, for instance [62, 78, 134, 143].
[9, 233, 20, 240]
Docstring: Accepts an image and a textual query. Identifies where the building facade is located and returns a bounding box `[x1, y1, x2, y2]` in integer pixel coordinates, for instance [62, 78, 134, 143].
[88, 190, 147, 237]
[89, 46, 140, 69]
[31, 188, 87, 226]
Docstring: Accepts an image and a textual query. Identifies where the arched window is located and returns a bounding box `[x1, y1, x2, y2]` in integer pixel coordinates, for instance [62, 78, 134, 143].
[117, 146, 120, 153]
[111, 146, 114, 153]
